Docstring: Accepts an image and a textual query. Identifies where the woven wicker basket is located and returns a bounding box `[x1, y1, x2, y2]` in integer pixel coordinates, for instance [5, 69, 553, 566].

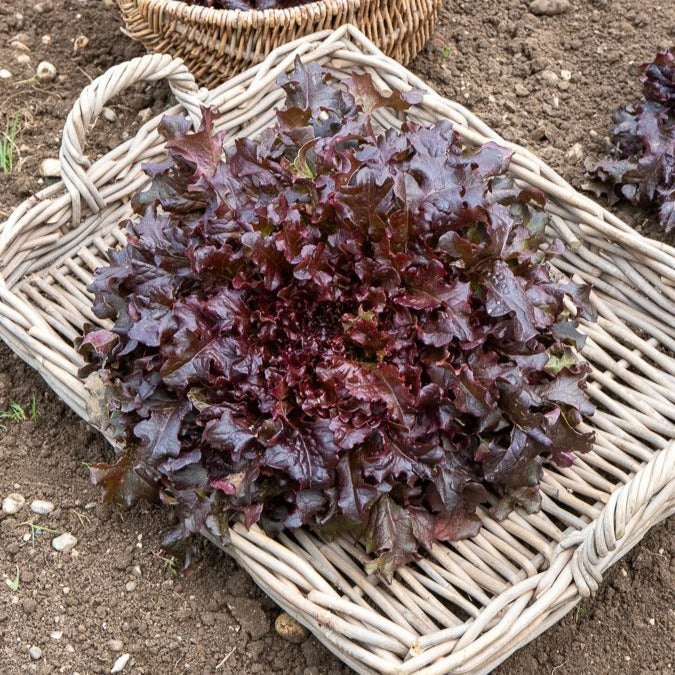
[1, 26, 673, 675]
[116, 0, 442, 86]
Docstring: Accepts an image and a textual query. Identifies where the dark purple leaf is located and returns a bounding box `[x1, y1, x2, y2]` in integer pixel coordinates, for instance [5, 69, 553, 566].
[588, 47, 674, 231]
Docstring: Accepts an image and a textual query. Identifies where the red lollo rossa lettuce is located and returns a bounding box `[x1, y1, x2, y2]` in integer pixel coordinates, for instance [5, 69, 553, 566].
[588, 47, 674, 232]
[81, 61, 596, 579]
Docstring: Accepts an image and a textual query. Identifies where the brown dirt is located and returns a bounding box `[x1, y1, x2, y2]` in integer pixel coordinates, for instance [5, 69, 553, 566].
[0, 0, 673, 673]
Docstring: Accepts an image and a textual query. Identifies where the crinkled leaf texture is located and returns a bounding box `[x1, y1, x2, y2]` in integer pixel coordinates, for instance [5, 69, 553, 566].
[82, 60, 596, 580]
[589, 47, 674, 232]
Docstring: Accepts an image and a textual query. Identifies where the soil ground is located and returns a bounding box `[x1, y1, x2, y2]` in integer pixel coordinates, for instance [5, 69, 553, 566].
[0, 0, 673, 673]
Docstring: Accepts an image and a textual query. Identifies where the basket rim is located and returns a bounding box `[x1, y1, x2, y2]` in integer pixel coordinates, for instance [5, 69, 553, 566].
[126, 0, 369, 23]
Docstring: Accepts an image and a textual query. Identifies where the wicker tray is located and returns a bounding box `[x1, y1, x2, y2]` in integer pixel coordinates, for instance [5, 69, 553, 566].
[117, 0, 442, 86]
[1, 26, 673, 675]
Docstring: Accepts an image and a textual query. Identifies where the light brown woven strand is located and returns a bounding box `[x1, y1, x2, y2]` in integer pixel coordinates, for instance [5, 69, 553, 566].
[0, 27, 673, 675]
[116, 0, 443, 86]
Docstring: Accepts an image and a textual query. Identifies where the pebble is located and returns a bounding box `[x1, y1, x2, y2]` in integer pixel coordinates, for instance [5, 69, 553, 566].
[125, 581, 136, 592]
[41, 35, 52, 45]
[34, 0, 54, 12]
[36, 61, 57, 82]
[514, 84, 529, 97]
[2, 494, 25, 515]
[566, 143, 584, 162]
[131, 565, 142, 578]
[274, 612, 308, 644]
[529, 0, 570, 15]
[137, 108, 153, 122]
[50, 631, 63, 641]
[28, 646, 42, 661]
[30, 500, 55, 515]
[14, 53, 31, 66]
[0, 69, 12, 80]
[52, 532, 77, 552]
[73, 35, 89, 53]
[111, 653, 130, 673]
[10, 40, 31, 52]
[109, 639, 124, 652]
[102, 107, 118, 123]
[560, 69, 572, 81]
[539, 69, 560, 85]
[39, 158, 61, 178]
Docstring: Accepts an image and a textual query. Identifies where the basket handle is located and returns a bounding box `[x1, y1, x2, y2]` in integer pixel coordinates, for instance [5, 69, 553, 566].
[560, 442, 675, 596]
[59, 53, 207, 226]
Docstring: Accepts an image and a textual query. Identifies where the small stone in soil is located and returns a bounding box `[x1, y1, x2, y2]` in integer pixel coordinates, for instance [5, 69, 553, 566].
[566, 143, 585, 162]
[10, 40, 30, 52]
[52, 532, 77, 552]
[28, 646, 42, 661]
[36, 61, 57, 82]
[39, 158, 61, 178]
[109, 639, 124, 652]
[102, 107, 118, 123]
[125, 581, 136, 592]
[111, 653, 130, 673]
[2, 493, 25, 515]
[73, 35, 89, 53]
[539, 70, 560, 85]
[50, 631, 63, 641]
[0, 69, 12, 79]
[529, 0, 570, 16]
[274, 612, 308, 644]
[14, 53, 31, 66]
[30, 499, 55, 515]
[137, 108, 153, 122]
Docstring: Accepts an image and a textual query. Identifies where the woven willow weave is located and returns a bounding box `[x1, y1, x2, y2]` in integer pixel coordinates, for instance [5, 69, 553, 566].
[0, 26, 673, 675]
[116, 0, 442, 85]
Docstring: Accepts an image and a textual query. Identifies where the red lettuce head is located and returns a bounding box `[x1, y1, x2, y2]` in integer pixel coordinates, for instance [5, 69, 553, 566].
[82, 61, 595, 578]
